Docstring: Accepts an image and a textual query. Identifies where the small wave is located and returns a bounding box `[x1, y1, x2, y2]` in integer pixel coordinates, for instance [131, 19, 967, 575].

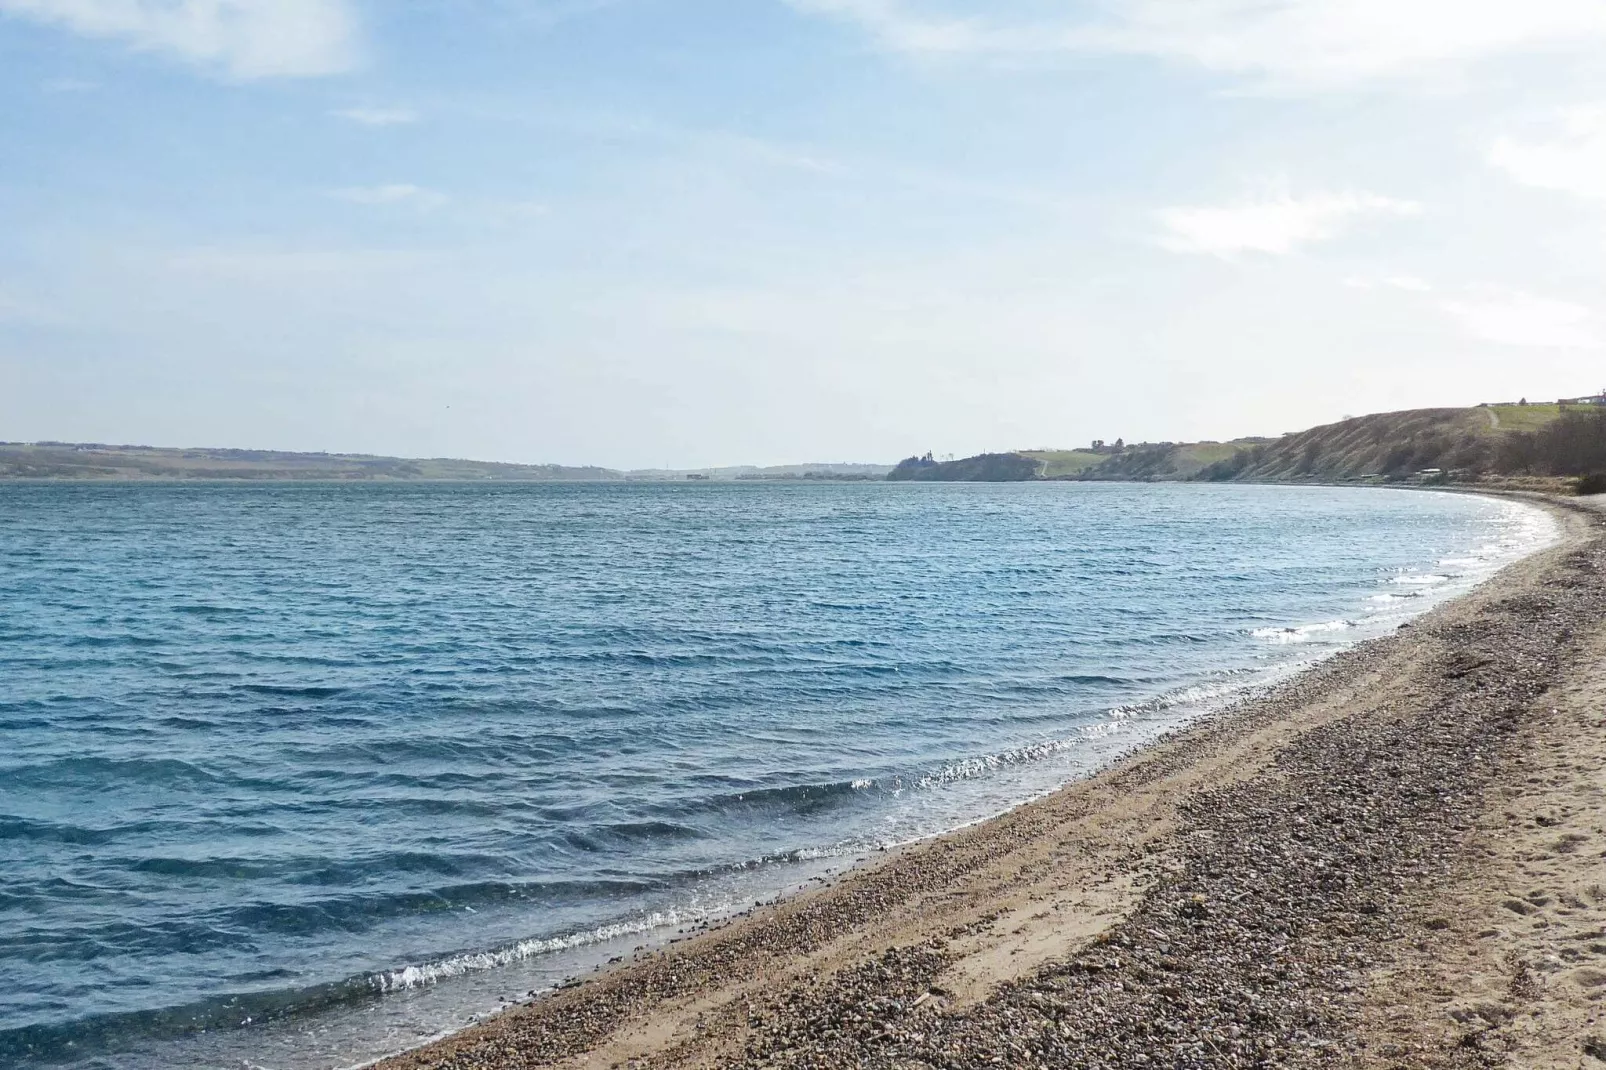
[1251, 619, 1353, 645]
[0, 815, 191, 845]
[1391, 573, 1450, 586]
[220, 877, 665, 935]
[560, 820, 709, 852]
[666, 779, 873, 820]
[3, 755, 234, 790]
[0, 971, 385, 1064]
[597, 820, 708, 843]
[130, 856, 280, 880]
[235, 683, 347, 698]
[911, 671, 1265, 789]
[371, 906, 722, 992]
[916, 738, 1079, 788]
[1106, 667, 1268, 721]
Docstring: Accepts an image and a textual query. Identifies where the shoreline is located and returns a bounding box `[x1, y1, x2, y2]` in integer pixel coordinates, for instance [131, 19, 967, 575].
[367, 493, 1600, 1070]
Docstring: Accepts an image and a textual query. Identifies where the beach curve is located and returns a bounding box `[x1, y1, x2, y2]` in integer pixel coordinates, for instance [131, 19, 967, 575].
[363, 493, 1606, 1069]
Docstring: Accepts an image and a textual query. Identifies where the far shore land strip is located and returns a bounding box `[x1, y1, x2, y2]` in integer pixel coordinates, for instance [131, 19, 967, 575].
[366, 493, 1606, 1070]
[7, 395, 1606, 493]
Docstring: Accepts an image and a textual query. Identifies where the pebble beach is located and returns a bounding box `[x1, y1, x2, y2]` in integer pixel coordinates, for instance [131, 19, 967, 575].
[372, 495, 1606, 1070]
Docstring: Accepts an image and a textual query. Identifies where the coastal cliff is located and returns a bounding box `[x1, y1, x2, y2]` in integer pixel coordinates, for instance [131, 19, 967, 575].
[912, 400, 1606, 488]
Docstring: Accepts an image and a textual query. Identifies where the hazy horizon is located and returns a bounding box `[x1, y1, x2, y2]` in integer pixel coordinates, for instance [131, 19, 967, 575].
[3, 1, 1604, 469]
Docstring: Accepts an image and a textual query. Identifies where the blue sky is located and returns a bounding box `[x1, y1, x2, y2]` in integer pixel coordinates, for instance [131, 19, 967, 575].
[2, 1, 1604, 467]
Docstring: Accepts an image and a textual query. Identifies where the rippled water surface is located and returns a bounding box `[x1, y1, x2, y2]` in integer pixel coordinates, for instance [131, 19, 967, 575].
[0, 481, 1552, 1067]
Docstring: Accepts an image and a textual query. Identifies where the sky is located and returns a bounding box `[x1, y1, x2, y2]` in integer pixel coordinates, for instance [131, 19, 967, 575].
[1, 1, 1604, 468]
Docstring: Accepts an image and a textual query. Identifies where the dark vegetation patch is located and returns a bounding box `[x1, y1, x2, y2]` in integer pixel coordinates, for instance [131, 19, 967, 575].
[887, 452, 1041, 482]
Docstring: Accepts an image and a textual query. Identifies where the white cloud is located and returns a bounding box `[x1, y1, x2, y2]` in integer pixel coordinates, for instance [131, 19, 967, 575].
[1343, 274, 1434, 291]
[0, 0, 358, 79]
[1157, 191, 1421, 258]
[331, 184, 448, 209]
[334, 106, 418, 127]
[790, 0, 1606, 90]
[1442, 289, 1597, 348]
[1489, 105, 1606, 200]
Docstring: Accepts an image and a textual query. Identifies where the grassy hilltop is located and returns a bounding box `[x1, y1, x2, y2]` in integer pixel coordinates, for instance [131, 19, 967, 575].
[892, 399, 1606, 490]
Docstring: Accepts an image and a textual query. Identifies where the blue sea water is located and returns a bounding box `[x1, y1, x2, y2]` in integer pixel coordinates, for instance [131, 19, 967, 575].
[0, 481, 1552, 1068]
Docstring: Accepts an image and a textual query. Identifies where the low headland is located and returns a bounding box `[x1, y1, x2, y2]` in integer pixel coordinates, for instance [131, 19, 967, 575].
[369, 493, 1606, 1069]
[890, 397, 1606, 494]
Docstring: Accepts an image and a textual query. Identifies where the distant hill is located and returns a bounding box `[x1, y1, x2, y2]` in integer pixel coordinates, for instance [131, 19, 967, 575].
[0, 443, 624, 481]
[900, 399, 1604, 488]
[1194, 408, 1490, 482]
[1193, 402, 1606, 484]
[0, 443, 895, 483]
[1021, 440, 1267, 482]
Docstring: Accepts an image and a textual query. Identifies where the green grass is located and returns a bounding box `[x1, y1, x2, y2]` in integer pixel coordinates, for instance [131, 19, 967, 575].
[1484, 403, 1565, 433]
[1178, 442, 1248, 465]
[1018, 450, 1108, 477]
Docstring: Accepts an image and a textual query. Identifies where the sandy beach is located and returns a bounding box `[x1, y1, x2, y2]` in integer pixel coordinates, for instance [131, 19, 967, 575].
[374, 495, 1606, 1070]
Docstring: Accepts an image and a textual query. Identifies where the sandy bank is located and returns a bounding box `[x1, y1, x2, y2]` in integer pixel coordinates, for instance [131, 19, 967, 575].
[374, 497, 1605, 1070]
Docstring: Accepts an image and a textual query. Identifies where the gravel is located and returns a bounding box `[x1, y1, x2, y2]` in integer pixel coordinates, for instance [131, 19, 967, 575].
[378, 503, 1606, 1070]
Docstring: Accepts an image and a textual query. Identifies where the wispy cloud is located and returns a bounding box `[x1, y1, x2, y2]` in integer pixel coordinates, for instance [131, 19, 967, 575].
[162, 245, 432, 282]
[1442, 289, 1597, 348]
[0, 282, 54, 324]
[40, 76, 97, 92]
[334, 106, 418, 127]
[788, 0, 988, 54]
[1157, 190, 1421, 258]
[1489, 105, 1606, 200]
[790, 0, 1606, 90]
[0, 0, 359, 79]
[331, 184, 448, 209]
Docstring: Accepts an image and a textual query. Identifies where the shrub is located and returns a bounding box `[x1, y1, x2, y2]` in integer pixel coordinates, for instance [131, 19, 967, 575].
[1501, 408, 1606, 476]
[1576, 473, 1606, 496]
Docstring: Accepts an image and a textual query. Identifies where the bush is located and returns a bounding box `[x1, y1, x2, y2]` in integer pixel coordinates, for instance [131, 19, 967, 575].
[1501, 408, 1606, 476]
[1576, 473, 1606, 496]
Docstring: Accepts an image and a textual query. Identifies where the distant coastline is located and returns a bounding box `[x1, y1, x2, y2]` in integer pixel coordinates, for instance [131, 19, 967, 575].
[0, 443, 891, 483]
[8, 395, 1604, 490]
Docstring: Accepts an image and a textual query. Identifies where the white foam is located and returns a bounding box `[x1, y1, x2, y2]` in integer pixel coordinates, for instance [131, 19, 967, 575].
[371, 905, 727, 992]
[1252, 619, 1353, 644]
[1391, 573, 1450, 586]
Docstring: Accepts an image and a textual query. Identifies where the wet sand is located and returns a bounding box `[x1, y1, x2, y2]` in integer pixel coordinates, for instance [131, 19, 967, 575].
[375, 496, 1606, 1070]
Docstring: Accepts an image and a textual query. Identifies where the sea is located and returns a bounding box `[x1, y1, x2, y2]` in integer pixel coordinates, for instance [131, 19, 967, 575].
[0, 481, 1555, 1069]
